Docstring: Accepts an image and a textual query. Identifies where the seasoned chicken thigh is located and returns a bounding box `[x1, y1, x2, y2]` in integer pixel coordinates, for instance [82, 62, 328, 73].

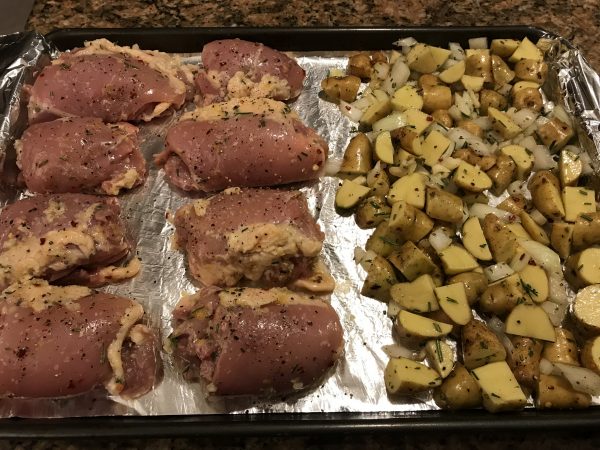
[173, 188, 327, 288]
[16, 117, 146, 195]
[0, 278, 161, 399]
[196, 38, 305, 105]
[170, 287, 343, 396]
[155, 97, 328, 192]
[27, 39, 193, 124]
[0, 194, 137, 290]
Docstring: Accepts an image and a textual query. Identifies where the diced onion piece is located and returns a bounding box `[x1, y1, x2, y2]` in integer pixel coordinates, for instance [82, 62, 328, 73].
[509, 249, 531, 272]
[531, 144, 557, 170]
[447, 127, 492, 156]
[469, 203, 513, 222]
[551, 105, 573, 127]
[529, 209, 547, 226]
[373, 62, 390, 80]
[354, 247, 377, 272]
[387, 301, 402, 318]
[339, 100, 364, 122]
[553, 363, 600, 396]
[352, 95, 372, 111]
[519, 240, 561, 274]
[393, 37, 418, 48]
[484, 263, 515, 283]
[373, 111, 407, 132]
[468, 37, 488, 49]
[429, 228, 453, 253]
[540, 301, 567, 327]
[382, 59, 411, 96]
[472, 116, 492, 131]
[324, 157, 343, 175]
[497, 83, 512, 96]
[539, 358, 554, 375]
[448, 105, 463, 122]
[449, 42, 465, 60]
[509, 108, 539, 129]
[382, 343, 425, 361]
[548, 274, 569, 305]
[507, 180, 528, 197]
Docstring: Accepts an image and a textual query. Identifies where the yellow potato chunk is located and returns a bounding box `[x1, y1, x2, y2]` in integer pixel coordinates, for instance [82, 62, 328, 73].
[335, 180, 371, 209]
[453, 160, 493, 193]
[396, 310, 453, 338]
[518, 264, 549, 303]
[385, 357, 442, 394]
[390, 274, 439, 313]
[434, 283, 473, 325]
[438, 245, 480, 275]
[387, 173, 427, 208]
[562, 187, 596, 223]
[461, 216, 493, 261]
[421, 130, 452, 167]
[505, 304, 556, 342]
[391, 85, 423, 111]
[472, 361, 528, 412]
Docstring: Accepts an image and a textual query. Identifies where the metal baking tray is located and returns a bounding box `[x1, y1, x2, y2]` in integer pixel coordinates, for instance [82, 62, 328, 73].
[1, 26, 599, 437]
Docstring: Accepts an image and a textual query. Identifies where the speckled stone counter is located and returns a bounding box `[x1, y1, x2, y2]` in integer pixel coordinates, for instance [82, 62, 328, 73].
[10, 1, 600, 448]
[26, 0, 600, 70]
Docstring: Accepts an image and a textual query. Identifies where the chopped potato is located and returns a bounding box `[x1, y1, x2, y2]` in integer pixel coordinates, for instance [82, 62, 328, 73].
[462, 216, 493, 261]
[479, 273, 529, 316]
[396, 310, 453, 339]
[425, 187, 464, 224]
[536, 117, 574, 151]
[542, 328, 579, 366]
[389, 241, 438, 281]
[438, 245, 480, 276]
[453, 160, 493, 193]
[472, 361, 528, 412]
[421, 130, 452, 167]
[360, 255, 398, 302]
[335, 180, 371, 209]
[433, 363, 482, 409]
[434, 283, 472, 325]
[388, 173, 427, 209]
[509, 37, 544, 62]
[500, 145, 533, 179]
[385, 357, 442, 394]
[581, 336, 600, 375]
[462, 319, 507, 370]
[390, 274, 439, 313]
[537, 374, 591, 409]
[562, 187, 596, 223]
[339, 133, 373, 176]
[505, 304, 556, 342]
[528, 170, 565, 221]
[559, 149, 583, 186]
[518, 264, 549, 303]
[439, 60, 465, 84]
[391, 85, 424, 111]
[425, 339, 455, 379]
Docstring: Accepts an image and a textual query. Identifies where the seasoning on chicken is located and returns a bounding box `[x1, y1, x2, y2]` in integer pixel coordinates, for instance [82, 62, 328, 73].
[0, 193, 138, 291]
[169, 287, 343, 396]
[0, 278, 161, 399]
[155, 97, 328, 192]
[173, 188, 330, 290]
[27, 39, 193, 124]
[16, 117, 146, 195]
[195, 38, 305, 105]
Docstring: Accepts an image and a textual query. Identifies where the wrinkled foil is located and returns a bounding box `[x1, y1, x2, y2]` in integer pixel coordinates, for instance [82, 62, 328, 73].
[0, 31, 599, 418]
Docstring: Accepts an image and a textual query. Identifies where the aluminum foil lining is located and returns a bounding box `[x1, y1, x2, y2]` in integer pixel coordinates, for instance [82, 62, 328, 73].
[0, 31, 599, 418]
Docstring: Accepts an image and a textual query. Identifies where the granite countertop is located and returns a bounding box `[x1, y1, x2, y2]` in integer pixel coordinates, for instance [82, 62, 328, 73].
[8, 1, 600, 449]
[26, 0, 600, 70]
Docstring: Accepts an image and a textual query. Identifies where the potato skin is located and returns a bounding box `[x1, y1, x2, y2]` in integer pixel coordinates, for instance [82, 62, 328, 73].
[542, 328, 579, 366]
[461, 319, 507, 370]
[508, 336, 543, 392]
[572, 212, 600, 250]
[360, 255, 398, 302]
[536, 374, 591, 409]
[447, 272, 488, 306]
[486, 153, 516, 196]
[433, 363, 482, 410]
[479, 274, 527, 316]
[480, 89, 507, 115]
[321, 75, 361, 102]
[581, 337, 600, 375]
[528, 170, 565, 221]
[355, 196, 391, 229]
[339, 133, 373, 176]
[431, 109, 453, 128]
[482, 214, 518, 264]
[348, 53, 372, 79]
[425, 187, 464, 224]
[422, 85, 452, 113]
[514, 59, 548, 83]
[512, 87, 543, 112]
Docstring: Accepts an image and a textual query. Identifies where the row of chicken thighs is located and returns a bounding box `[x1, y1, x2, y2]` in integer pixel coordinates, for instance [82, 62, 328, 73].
[0, 38, 342, 401]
